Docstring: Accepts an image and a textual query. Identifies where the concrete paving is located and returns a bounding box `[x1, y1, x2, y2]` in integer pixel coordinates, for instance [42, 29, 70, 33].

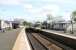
[12, 27, 32, 50]
[42, 29, 76, 40]
[0, 28, 22, 50]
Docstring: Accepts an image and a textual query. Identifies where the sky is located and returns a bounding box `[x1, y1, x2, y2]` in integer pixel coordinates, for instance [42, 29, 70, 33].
[0, 0, 76, 22]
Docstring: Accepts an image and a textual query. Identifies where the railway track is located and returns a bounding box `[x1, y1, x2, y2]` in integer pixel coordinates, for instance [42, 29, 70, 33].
[32, 33, 63, 50]
[26, 33, 47, 50]
[25, 28, 75, 50]
[26, 32, 65, 50]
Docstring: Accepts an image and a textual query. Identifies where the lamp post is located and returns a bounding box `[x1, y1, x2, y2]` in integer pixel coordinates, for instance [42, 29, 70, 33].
[47, 14, 52, 29]
[70, 15, 74, 34]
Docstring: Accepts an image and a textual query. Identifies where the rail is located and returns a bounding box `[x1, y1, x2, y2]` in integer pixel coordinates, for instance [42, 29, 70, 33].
[25, 27, 76, 50]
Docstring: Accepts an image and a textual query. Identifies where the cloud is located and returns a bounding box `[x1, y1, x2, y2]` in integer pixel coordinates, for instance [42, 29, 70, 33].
[23, 4, 33, 12]
[24, 4, 60, 16]
[63, 11, 71, 20]
[22, 0, 76, 22]
[41, 0, 76, 3]
[23, 3, 61, 22]
[40, 4, 60, 16]
[0, 0, 23, 5]
[0, 0, 75, 22]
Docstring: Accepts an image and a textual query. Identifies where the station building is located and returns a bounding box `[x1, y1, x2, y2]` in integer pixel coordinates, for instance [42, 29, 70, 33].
[0, 20, 12, 30]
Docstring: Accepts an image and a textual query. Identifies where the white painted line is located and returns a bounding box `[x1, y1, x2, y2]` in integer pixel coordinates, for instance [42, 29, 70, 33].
[12, 27, 32, 50]
[42, 29, 76, 40]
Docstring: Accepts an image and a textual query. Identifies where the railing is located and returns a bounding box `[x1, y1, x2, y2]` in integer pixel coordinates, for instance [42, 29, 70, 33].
[12, 27, 32, 50]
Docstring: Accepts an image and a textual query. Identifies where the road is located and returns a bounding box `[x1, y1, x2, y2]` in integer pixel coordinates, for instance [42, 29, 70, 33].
[0, 28, 22, 50]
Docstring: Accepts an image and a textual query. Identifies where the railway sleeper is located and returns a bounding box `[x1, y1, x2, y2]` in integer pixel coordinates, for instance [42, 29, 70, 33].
[32, 33, 62, 50]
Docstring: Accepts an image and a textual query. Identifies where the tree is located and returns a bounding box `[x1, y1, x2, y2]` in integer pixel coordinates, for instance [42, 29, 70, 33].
[72, 11, 76, 21]
[23, 21, 32, 27]
[47, 14, 53, 21]
[23, 21, 27, 26]
[70, 11, 76, 34]
[47, 14, 55, 29]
